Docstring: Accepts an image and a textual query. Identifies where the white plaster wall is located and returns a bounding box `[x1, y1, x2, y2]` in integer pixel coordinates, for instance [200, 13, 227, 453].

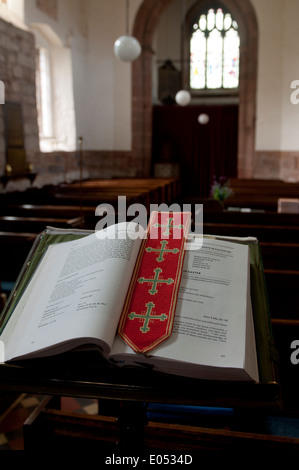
[82, 0, 128, 150]
[81, 0, 142, 151]
[252, 0, 284, 151]
[279, 0, 299, 151]
[252, 0, 299, 152]
[23, 0, 86, 152]
[0, 0, 27, 30]
[152, 0, 181, 103]
[152, 0, 199, 103]
[23, 0, 142, 151]
[6, 0, 299, 155]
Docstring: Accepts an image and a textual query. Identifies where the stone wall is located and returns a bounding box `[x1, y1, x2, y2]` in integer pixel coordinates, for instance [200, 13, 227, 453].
[0, 18, 39, 191]
[0, 6, 298, 195]
[0, 17, 136, 193]
[253, 151, 299, 183]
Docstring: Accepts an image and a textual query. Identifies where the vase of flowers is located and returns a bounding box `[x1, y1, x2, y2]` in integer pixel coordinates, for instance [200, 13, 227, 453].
[210, 176, 233, 208]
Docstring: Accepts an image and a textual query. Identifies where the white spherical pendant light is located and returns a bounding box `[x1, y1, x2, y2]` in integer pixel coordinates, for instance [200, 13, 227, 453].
[175, 90, 191, 106]
[114, 35, 141, 62]
[198, 113, 210, 125]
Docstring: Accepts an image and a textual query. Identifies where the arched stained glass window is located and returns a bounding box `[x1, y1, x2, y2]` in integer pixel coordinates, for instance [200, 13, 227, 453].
[190, 7, 240, 90]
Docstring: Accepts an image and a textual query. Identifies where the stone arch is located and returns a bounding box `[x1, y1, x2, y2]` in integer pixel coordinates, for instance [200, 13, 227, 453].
[132, 0, 258, 179]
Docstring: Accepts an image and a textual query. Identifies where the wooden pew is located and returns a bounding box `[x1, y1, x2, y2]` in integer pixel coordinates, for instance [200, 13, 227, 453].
[59, 178, 181, 205]
[0, 220, 81, 285]
[224, 178, 299, 212]
[0, 178, 181, 284]
[0, 231, 36, 282]
[0, 215, 83, 284]
[0, 215, 83, 232]
[202, 208, 299, 227]
[0, 204, 87, 218]
[0, 204, 114, 231]
[260, 242, 299, 319]
[202, 221, 299, 243]
[260, 242, 299, 271]
[200, 208, 299, 243]
[48, 178, 180, 210]
[0, 179, 181, 221]
[270, 318, 299, 412]
[265, 269, 299, 319]
[23, 395, 299, 454]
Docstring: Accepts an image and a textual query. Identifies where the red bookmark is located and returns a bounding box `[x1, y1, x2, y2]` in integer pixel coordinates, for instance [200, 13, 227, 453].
[118, 211, 191, 354]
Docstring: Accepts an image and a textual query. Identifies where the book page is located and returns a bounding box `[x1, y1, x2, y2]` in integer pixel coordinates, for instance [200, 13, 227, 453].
[166, 239, 248, 365]
[2, 223, 143, 361]
[111, 238, 256, 377]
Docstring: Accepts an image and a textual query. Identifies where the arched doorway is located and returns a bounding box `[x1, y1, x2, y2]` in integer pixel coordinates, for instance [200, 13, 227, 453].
[131, 0, 258, 183]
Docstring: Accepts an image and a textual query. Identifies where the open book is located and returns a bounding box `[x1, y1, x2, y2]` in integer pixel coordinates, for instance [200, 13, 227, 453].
[0, 221, 260, 382]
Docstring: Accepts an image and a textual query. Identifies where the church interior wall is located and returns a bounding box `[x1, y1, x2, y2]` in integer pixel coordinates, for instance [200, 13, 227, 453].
[0, 0, 298, 193]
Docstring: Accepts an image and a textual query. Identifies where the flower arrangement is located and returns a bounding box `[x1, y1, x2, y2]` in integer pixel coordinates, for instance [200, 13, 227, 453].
[210, 176, 233, 206]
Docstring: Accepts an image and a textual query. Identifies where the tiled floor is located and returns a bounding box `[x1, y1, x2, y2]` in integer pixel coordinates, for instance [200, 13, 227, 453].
[0, 393, 98, 450]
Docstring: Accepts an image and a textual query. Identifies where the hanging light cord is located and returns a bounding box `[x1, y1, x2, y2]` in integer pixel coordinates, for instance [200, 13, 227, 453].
[126, 0, 129, 35]
[182, 0, 186, 62]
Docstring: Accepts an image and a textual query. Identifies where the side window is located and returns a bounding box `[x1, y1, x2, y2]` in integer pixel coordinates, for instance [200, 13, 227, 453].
[32, 24, 76, 152]
[36, 46, 53, 141]
[190, 7, 240, 91]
